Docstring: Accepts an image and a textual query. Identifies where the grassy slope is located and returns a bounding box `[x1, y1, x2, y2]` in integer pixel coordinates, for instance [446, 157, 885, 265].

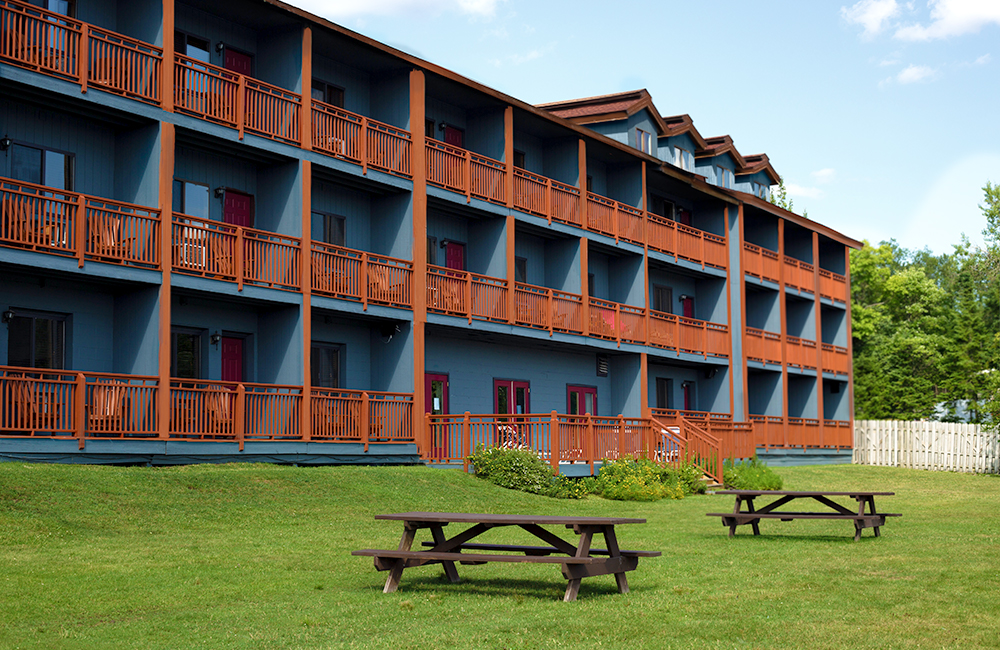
[0, 462, 998, 650]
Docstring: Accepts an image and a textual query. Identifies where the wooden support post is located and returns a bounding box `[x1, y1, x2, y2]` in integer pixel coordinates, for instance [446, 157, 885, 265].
[550, 411, 560, 474]
[74, 372, 86, 449]
[76, 193, 86, 267]
[361, 391, 370, 452]
[237, 75, 246, 140]
[157, 122, 175, 441]
[236, 227, 244, 292]
[587, 413, 594, 475]
[506, 214, 516, 325]
[300, 26, 312, 151]
[360, 116, 369, 175]
[236, 383, 245, 451]
[360, 253, 368, 311]
[504, 106, 514, 208]
[78, 24, 89, 93]
[462, 412, 471, 472]
[161, 0, 174, 112]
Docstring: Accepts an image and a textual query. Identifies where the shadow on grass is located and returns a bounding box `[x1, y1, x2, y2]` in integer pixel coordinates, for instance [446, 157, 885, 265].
[358, 574, 639, 600]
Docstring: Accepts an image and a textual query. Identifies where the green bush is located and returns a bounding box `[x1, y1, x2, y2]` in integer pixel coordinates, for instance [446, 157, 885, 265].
[546, 474, 589, 499]
[467, 445, 554, 495]
[662, 461, 708, 495]
[723, 456, 783, 490]
[594, 458, 685, 501]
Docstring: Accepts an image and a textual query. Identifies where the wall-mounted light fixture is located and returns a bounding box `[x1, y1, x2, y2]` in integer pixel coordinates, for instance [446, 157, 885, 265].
[0, 135, 11, 151]
[210, 331, 222, 347]
[1, 309, 15, 324]
[215, 42, 225, 53]
[214, 187, 225, 200]
[438, 122, 448, 131]
[679, 294, 689, 301]
[704, 368, 718, 379]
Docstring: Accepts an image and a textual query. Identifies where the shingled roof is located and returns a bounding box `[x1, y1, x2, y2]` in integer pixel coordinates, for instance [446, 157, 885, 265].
[537, 89, 669, 135]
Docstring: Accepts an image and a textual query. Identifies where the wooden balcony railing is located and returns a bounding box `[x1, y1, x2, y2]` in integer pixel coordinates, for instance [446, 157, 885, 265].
[426, 265, 508, 323]
[1, 0, 163, 103]
[0, 366, 415, 451]
[312, 100, 412, 178]
[310, 241, 412, 309]
[513, 282, 584, 335]
[174, 54, 301, 144]
[788, 417, 821, 447]
[588, 297, 645, 345]
[651, 409, 755, 462]
[2, 177, 160, 268]
[786, 336, 817, 370]
[171, 213, 301, 291]
[514, 168, 583, 224]
[648, 311, 730, 358]
[745, 327, 782, 365]
[749, 414, 786, 448]
[819, 268, 848, 304]
[312, 388, 413, 448]
[425, 140, 507, 205]
[822, 342, 850, 375]
[749, 414, 851, 449]
[743, 242, 780, 283]
[784, 256, 815, 292]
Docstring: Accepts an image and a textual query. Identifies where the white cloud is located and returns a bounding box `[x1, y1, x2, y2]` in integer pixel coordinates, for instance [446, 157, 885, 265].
[286, 0, 504, 20]
[786, 184, 825, 199]
[897, 63, 937, 82]
[842, 0, 901, 38]
[974, 53, 991, 64]
[812, 168, 837, 184]
[894, 0, 1000, 40]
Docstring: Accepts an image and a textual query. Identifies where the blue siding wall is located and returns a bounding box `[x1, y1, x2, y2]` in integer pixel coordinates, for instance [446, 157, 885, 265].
[784, 226, 813, 262]
[823, 379, 849, 420]
[313, 54, 371, 117]
[695, 277, 727, 323]
[744, 216, 779, 251]
[734, 170, 773, 199]
[821, 307, 847, 346]
[585, 157, 607, 196]
[426, 97, 465, 141]
[748, 371, 782, 416]
[0, 100, 115, 199]
[607, 163, 643, 207]
[77, 0, 117, 31]
[469, 217, 506, 278]
[586, 121, 626, 146]
[588, 251, 609, 299]
[727, 208, 746, 417]
[311, 316, 373, 389]
[426, 336, 643, 416]
[514, 233, 544, 285]
[371, 72, 410, 130]
[258, 306, 301, 384]
[114, 124, 160, 208]
[660, 134, 696, 170]
[466, 109, 505, 162]
[787, 374, 817, 418]
[543, 139, 580, 186]
[113, 286, 159, 375]
[257, 25, 302, 92]
[174, 145, 257, 220]
[647, 363, 729, 413]
[117, 0, 163, 46]
[427, 212, 467, 264]
[258, 160, 300, 235]
[786, 296, 816, 338]
[609, 354, 641, 415]
[312, 179, 371, 250]
[819, 240, 847, 274]
[746, 289, 780, 332]
[609, 255, 643, 306]
[691, 200, 727, 237]
[371, 321, 413, 392]
[175, 4, 256, 69]
[544, 237, 580, 292]
[512, 130, 543, 173]
[172, 297, 261, 381]
[372, 193, 412, 260]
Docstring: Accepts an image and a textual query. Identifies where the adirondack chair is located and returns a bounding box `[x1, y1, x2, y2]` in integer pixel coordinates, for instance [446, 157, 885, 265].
[88, 380, 128, 435]
[311, 396, 356, 439]
[88, 214, 135, 261]
[206, 387, 235, 437]
[8, 379, 40, 432]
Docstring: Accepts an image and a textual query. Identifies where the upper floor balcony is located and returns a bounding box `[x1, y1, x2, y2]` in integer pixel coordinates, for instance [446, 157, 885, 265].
[744, 327, 849, 376]
[743, 241, 848, 303]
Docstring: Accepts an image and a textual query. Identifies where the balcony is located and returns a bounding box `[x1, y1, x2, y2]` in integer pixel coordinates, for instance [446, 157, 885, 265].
[749, 415, 851, 449]
[819, 268, 848, 304]
[649, 311, 730, 359]
[0, 0, 163, 104]
[743, 242, 780, 283]
[426, 265, 508, 322]
[786, 336, 818, 370]
[0, 365, 414, 450]
[651, 409, 755, 462]
[784, 256, 815, 292]
[745, 327, 782, 365]
[312, 100, 411, 179]
[821, 343, 850, 375]
[2, 177, 160, 268]
[310, 241, 413, 310]
[513, 168, 581, 226]
[171, 213, 301, 292]
[425, 140, 507, 205]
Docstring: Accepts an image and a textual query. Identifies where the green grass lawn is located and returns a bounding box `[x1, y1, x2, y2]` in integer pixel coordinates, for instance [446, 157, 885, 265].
[1, 462, 998, 650]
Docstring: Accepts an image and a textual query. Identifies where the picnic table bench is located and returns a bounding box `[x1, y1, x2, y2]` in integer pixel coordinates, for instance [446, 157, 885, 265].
[707, 490, 901, 541]
[353, 512, 660, 601]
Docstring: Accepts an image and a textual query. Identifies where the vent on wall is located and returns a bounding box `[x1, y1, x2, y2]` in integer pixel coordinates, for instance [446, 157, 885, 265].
[596, 355, 609, 377]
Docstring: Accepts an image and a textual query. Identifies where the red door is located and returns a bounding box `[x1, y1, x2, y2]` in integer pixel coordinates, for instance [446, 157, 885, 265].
[445, 241, 465, 271]
[223, 190, 253, 227]
[221, 337, 243, 383]
[443, 125, 464, 148]
[425, 373, 449, 459]
[494, 379, 529, 447]
[681, 296, 694, 318]
[223, 48, 253, 77]
[682, 382, 694, 412]
[567, 385, 597, 415]
[678, 209, 692, 226]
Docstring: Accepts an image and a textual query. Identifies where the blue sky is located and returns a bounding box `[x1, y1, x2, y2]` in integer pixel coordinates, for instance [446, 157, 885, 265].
[288, 0, 1000, 255]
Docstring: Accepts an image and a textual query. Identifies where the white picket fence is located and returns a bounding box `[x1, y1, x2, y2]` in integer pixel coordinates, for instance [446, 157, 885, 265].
[853, 420, 1000, 474]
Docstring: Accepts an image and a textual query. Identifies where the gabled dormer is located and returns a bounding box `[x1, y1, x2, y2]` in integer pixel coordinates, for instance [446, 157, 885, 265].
[660, 114, 707, 173]
[695, 135, 745, 189]
[538, 89, 667, 158]
[736, 154, 780, 201]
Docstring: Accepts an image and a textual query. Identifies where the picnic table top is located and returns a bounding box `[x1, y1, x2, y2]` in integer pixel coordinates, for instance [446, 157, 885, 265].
[374, 512, 647, 525]
[714, 490, 895, 497]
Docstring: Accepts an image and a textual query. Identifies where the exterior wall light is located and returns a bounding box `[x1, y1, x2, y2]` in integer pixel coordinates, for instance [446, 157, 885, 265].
[214, 187, 225, 199]
[0, 135, 11, 151]
[210, 331, 222, 347]
[2, 309, 15, 324]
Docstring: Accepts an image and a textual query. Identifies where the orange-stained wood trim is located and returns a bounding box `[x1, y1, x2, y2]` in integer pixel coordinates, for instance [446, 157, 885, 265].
[157, 122, 175, 438]
[778, 218, 788, 446]
[161, 0, 174, 112]
[737, 203, 750, 421]
[580, 236, 589, 337]
[724, 205, 735, 418]
[300, 26, 312, 151]
[301, 160, 313, 441]
[506, 214, 515, 324]
[639, 352, 649, 418]
[504, 106, 513, 208]
[812, 231, 824, 445]
[578, 139, 587, 230]
[845, 246, 855, 434]
[410, 69, 427, 447]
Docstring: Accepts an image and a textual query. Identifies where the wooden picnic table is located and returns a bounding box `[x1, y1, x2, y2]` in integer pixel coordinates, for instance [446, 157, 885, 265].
[707, 490, 901, 541]
[353, 512, 660, 601]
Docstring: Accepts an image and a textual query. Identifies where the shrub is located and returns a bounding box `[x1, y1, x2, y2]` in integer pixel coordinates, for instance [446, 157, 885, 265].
[546, 475, 590, 499]
[594, 458, 685, 501]
[723, 456, 783, 490]
[467, 445, 554, 495]
[661, 461, 708, 495]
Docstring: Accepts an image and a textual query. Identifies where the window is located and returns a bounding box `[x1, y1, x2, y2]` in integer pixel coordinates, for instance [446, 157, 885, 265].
[29, 0, 73, 16]
[674, 146, 691, 171]
[586, 175, 593, 192]
[655, 378, 672, 409]
[425, 119, 436, 141]
[752, 182, 769, 200]
[11, 143, 73, 191]
[175, 31, 210, 63]
[311, 79, 344, 108]
[426, 236, 437, 266]
[650, 197, 675, 219]
[716, 166, 734, 189]
[513, 150, 526, 170]
[170, 328, 203, 379]
[315, 212, 345, 247]
[587, 273, 595, 296]
[311, 343, 341, 388]
[636, 129, 653, 155]
[7, 310, 66, 369]
[172, 180, 210, 219]
[652, 285, 672, 314]
[514, 257, 527, 283]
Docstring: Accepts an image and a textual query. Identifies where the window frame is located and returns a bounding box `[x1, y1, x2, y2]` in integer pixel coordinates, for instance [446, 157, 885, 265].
[313, 210, 346, 247]
[170, 326, 204, 379]
[175, 30, 210, 63]
[172, 178, 211, 219]
[311, 79, 345, 108]
[674, 146, 690, 171]
[9, 142, 75, 192]
[636, 128, 653, 155]
[311, 341, 342, 389]
[514, 256, 527, 284]
[6, 308, 68, 370]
